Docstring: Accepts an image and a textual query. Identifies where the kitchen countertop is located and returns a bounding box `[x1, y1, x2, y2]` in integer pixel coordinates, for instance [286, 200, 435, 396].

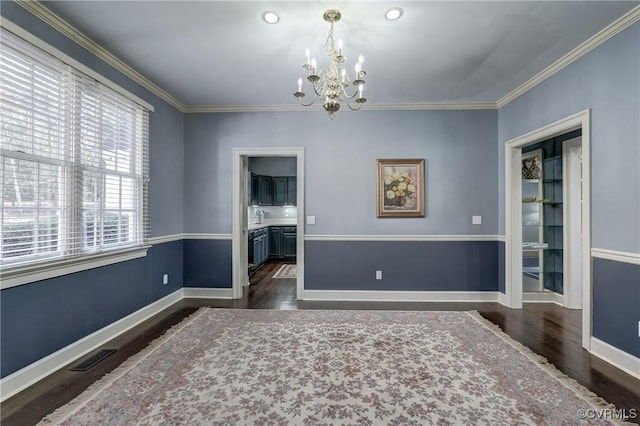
[248, 220, 297, 231]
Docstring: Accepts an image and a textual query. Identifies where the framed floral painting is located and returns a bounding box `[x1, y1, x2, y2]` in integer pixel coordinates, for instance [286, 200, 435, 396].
[376, 158, 425, 218]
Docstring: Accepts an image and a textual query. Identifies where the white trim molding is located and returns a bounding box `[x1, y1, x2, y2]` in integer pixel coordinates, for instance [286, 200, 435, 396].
[591, 248, 640, 265]
[302, 290, 499, 303]
[148, 233, 233, 244]
[590, 337, 640, 380]
[497, 5, 640, 108]
[184, 102, 498, 113]
[148, 234, 184, 245]
[0, 289, 183, 402]
[182, 287, 234, 299]
[0, 246, 149, 290]
[305, 234, 504, 242]
[183, 233, 233, 240]
[522, 291, 565, 306]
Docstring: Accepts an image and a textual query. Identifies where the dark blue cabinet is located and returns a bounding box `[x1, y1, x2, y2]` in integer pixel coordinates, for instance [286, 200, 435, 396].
[269, 227, 282, 257]
[249, 173, 296, 206]
[250, 173, 272, 206]
[271, 177, 288, 206]
[249, 225, 296, 275]
[258, 175, 271, 205]
[287, 177, 297, 205]
[250, 173, 260, 205]
[282, 226, 297, 257]
[250, 228, 269, 273]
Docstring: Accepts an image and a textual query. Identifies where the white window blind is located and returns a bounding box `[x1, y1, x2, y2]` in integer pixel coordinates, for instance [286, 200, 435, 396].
[1, 29, 150, 269]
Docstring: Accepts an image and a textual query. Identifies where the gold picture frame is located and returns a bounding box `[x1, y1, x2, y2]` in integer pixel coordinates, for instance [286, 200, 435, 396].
[376, 158, 425, 218]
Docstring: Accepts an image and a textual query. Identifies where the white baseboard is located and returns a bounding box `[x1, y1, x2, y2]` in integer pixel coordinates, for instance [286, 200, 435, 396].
[182, 287, 233, 299]
[590, 337, 640, 379]
[0, 289, 184, 402]
[523, 291, 565, 305]
[302, 290, 499, 303]
[497, 292, 508, 306]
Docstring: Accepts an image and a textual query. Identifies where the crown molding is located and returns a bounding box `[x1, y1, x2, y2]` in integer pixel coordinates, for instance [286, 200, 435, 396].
[497, 5, 640, 108]
[183, 102, 498, 113]
[14, 1, 639, 114]
[358, 102, 498, 111]
[183, 104, 325, 113]
[14, 0, 186, 112]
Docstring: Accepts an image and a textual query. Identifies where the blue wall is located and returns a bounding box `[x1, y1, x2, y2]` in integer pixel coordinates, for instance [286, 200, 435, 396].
[1, 3, 186, 378]
[182, 109, 501, 294]
[183, 240, 232, 288]
[593, 258, 640, 357]
[184, 109, 499, 236]
[305, 241, 499, 291]
[1, 241, 183, 376]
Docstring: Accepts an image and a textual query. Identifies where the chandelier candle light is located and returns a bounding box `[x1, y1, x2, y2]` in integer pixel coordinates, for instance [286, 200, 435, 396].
[293, 9, 367, 118]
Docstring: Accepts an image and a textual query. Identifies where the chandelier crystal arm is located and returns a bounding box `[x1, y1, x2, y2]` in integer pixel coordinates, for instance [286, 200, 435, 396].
[346, 99, 365, 111]
[296, 92, 319, 107]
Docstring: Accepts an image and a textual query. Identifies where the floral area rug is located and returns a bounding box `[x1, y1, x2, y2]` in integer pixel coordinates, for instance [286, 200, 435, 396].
[273, 264, 297, 279]
[40, 309, 624, 425]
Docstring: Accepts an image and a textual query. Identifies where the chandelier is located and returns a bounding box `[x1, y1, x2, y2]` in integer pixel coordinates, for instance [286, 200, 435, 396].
[293, 9, 367, 119]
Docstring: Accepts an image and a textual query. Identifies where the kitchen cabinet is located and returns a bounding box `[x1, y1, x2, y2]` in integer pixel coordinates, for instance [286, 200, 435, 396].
[271, 177, 288, 206]
[259, 175, 272, 205]
[250, 174, 273, 206]
[282, 226, 297, 257]
[272, 176, 297, 206]
[249, 173, 296, 206]
[287, 177, 297, 205]
[250, 173, 260, 205]
[250, 228, 269, 273]
[269, 226, 282, 257]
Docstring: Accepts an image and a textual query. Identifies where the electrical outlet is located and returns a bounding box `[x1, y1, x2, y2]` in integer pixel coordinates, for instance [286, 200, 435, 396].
[472, 215, 482, 225]
[163, 274, 169, 285]
[376, 270, 382, 280]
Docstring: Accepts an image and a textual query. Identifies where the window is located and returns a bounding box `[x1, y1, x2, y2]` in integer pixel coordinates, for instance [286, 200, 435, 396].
[1, 29, 150, 271]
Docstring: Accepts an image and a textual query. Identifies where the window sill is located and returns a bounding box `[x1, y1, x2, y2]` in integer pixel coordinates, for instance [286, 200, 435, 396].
[0, 246, 150, 290]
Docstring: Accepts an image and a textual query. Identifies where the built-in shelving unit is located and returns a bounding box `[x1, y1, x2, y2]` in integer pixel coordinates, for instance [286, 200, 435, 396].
[522, 142, 565, 295]
[542, 156, 563, 294]
[522, 166, 545, 292]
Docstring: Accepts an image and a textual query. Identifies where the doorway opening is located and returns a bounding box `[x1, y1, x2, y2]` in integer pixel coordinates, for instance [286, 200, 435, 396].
[232, 148, 305, 301]
[504, 109, 591, 349]
[520, 131, 582, 309]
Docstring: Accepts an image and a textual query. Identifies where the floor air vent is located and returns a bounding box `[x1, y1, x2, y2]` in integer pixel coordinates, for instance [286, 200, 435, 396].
[70, 349, 116, 371]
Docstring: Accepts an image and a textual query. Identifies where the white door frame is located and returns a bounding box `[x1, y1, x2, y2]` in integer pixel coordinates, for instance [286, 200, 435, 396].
[232, 147, 305, 300]
[563, 137, 583, 309]
[504, 109, 592, 349]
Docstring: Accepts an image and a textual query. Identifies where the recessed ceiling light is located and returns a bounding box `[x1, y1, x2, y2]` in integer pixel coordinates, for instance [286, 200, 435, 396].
[385, 7, 403, 21]
[262, 11, 279, 24]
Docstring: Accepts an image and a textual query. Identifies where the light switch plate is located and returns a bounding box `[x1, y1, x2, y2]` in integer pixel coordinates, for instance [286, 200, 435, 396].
[472, 215, 482, 225]
[307, 215, 316, 225]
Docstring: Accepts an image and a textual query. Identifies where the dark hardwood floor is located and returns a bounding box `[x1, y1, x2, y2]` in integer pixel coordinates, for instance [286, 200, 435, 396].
[3, 260, 639, 425]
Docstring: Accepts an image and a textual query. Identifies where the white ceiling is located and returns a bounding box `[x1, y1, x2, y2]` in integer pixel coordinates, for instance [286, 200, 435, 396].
[39, 1, 638, 109]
